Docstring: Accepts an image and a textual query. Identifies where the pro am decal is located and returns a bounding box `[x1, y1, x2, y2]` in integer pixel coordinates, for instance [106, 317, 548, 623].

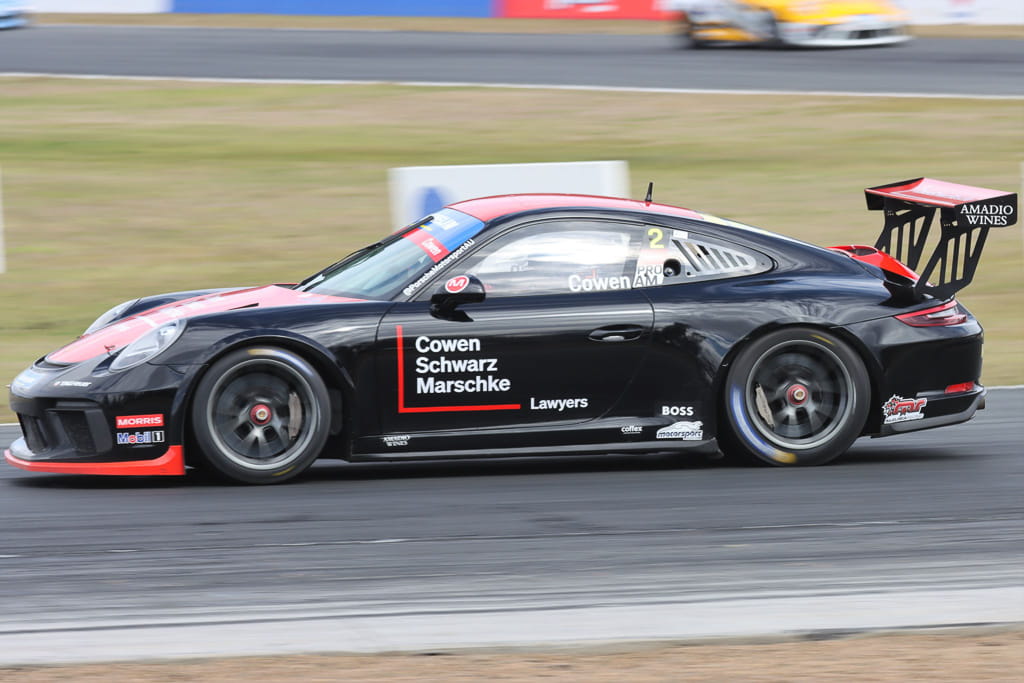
[395, 325, 520, 414]
[882, 395, 927, 424]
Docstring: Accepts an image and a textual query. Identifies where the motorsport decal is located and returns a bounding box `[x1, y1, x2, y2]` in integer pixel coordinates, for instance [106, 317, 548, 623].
[529, 397, 588, 411]
[395, 325, 520, 413]
[53, 380, 91, 388]
[116, 430, 165, 445]
[656, 421, 704, 440]
[116, 414, 165, 429]
[882, 395, 927, 424]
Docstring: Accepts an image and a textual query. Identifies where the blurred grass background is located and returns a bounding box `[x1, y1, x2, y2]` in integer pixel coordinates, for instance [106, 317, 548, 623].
[1, 78, 1021, 422]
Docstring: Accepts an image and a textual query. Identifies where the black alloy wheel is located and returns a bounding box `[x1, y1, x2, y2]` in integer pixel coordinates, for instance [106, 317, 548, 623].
[720, 327, 870, 466]
[190, 347, 330, 484]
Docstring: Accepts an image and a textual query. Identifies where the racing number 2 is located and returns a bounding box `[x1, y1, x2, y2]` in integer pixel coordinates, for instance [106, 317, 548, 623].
[647, 227, 665, 249]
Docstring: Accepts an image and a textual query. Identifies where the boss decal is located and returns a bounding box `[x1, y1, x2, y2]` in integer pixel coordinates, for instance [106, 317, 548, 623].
[444, 275, 470, 294]
[882, 395, 927, 424]
[660, 405, 695, 417]
[116, 414, 165, 429]
[116, 430, 165, 445]
[656, 421, 704, 440]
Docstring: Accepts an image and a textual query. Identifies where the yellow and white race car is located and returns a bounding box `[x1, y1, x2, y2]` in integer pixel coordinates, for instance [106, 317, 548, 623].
[674, 0, 911, 48]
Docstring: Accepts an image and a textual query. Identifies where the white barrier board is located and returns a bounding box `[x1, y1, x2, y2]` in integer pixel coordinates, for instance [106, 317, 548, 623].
[29, 1, 168, 12]
[389, 160, 629, 228]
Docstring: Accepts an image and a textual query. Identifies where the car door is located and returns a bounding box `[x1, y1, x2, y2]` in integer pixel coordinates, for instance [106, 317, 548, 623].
[370, 218, 656, 449]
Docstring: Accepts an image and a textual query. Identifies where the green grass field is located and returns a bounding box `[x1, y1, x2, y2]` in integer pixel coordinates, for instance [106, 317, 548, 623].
[1, 78, 1021, 422]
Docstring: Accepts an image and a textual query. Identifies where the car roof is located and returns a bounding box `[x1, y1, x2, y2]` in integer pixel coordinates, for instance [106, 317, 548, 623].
[448, 194, 705, 223]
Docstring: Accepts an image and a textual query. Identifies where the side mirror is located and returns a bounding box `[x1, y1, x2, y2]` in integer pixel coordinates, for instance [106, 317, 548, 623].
[430, 274, 485, 320]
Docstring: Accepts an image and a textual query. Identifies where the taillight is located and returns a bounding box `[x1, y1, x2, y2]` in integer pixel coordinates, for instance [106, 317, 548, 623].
[945, 382, 976, 394]
[895, 300, 968, 327]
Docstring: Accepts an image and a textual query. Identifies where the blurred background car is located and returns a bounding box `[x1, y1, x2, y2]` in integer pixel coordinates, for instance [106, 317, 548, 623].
[0, 0, 27, 29]
[675, 0, 911, 48]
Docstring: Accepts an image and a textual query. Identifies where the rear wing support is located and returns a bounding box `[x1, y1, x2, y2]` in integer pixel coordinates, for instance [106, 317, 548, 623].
[865, 178, 1017, 301]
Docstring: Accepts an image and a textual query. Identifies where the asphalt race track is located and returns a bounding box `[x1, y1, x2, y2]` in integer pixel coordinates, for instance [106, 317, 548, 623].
[0, 25, 1022, 96]
[1, 25, 1022, 663]
[0, 388, 1021, 663]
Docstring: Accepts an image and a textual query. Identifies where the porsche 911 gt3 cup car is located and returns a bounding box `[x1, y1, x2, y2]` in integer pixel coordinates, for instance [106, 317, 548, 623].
[674, 0, 911, 48]
[0, 1, 27, 29]
[6, 178, 1016, 484]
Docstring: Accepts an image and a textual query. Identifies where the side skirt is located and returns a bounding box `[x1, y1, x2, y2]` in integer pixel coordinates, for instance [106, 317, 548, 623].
[349, 439, 719, 462]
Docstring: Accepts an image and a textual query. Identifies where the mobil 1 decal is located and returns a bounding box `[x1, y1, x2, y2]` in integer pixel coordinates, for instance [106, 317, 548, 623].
[395, 325, 520, 413]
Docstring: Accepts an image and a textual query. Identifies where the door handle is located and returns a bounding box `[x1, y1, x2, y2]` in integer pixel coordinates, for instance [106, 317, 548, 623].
[589, 325, 645, 342]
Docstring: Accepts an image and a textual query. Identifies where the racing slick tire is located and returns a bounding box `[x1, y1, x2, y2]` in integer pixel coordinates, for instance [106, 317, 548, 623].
[190, 347, 331, 484]
[719, 327, 870, 467]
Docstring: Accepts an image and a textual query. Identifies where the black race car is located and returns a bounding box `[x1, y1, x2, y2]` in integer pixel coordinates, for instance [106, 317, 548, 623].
[7, 178, 1017, 484]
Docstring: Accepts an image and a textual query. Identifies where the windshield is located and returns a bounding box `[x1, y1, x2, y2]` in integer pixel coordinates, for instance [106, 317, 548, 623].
[299, 209, 486, 300]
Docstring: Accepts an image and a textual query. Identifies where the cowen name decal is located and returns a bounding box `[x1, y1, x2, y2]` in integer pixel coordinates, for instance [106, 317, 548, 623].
[395, 325, 520, 413]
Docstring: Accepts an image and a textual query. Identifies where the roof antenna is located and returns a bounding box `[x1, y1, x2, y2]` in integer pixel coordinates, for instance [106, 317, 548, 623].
[644, 182, 654, 205]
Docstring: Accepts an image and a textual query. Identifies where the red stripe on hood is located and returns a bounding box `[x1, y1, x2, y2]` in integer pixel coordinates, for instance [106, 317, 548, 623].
[48, 285, 362, 364]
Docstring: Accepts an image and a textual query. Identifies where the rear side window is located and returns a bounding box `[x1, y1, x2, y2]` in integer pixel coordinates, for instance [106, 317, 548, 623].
[633, 227, 772, 287]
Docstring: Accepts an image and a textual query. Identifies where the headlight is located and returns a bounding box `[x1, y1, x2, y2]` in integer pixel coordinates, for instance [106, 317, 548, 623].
[84, 299, 139, 335]
[109, 320, 185, 371]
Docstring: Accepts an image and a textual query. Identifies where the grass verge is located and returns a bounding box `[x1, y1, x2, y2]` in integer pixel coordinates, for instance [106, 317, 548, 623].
[0, 78, 1021, 424]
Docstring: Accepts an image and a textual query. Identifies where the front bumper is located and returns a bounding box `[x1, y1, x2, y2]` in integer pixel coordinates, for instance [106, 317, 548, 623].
[6, 360, 189, 476]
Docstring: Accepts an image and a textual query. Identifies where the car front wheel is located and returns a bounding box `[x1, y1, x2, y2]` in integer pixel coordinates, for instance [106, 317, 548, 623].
[190, 347, 330, 484]
[720, 328, 870, 466]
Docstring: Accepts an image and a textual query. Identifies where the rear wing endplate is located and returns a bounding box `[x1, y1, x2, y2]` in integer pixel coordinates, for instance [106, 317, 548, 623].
[865, 178, 1018, 300]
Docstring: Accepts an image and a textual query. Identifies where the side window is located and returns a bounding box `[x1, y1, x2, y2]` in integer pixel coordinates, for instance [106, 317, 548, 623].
[451, 221, 640, 298]
[631, 226, 772, 287]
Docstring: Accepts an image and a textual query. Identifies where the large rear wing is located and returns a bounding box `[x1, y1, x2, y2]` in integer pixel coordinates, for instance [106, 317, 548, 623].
[865, 178, 1017, 301]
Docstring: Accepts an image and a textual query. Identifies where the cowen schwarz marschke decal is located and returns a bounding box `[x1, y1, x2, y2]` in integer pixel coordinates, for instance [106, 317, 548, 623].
[395, 326, 520, 414]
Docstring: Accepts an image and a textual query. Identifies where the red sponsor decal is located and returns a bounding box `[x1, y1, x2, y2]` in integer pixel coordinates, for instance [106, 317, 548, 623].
[445, 275, 470, 294]
[403, 229, 451, 263]
[116, 414, 164, 429]
[499, 0, 674, 20]
[882, 395, 927, 424]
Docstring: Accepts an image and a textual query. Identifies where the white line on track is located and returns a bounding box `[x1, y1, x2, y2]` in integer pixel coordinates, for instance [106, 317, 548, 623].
[1, 72, 1021, 100]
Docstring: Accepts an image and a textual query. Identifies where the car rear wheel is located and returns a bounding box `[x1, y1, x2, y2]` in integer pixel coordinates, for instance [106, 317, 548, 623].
[720, 328, 869, 466]
[190, 347, 330, 484]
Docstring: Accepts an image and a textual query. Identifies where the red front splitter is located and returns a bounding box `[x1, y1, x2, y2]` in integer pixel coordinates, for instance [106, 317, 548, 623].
[5, 445, 186, 476]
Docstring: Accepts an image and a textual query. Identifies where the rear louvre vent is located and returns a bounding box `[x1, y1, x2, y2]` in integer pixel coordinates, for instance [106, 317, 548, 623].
[675, 239, 757, 277]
